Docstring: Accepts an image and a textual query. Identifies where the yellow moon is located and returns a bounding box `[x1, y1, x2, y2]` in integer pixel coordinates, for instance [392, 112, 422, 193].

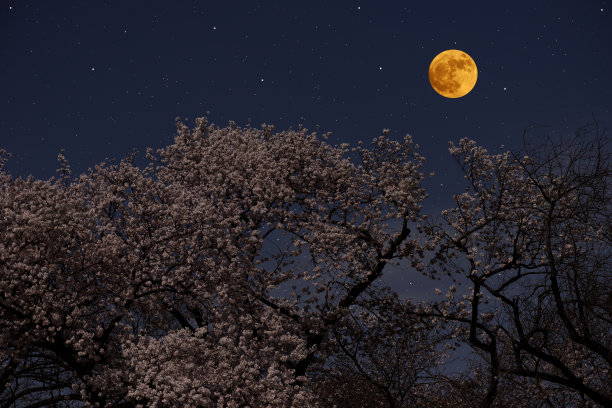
[428, 50, 478, 98]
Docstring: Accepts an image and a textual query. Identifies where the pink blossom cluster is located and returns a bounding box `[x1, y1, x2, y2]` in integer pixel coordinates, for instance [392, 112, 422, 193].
[0, 118, 429, 406]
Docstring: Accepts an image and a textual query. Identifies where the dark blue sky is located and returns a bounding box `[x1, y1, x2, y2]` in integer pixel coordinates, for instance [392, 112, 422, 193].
[1, 1, 611, 295]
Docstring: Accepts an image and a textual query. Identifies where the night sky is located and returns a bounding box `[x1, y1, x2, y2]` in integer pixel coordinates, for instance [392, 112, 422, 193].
[1, 1, 611, 297]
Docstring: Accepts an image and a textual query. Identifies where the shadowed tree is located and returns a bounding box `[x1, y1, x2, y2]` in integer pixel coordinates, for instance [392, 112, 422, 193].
[312, 294, 458, 408]
[425, 121, 611, 407]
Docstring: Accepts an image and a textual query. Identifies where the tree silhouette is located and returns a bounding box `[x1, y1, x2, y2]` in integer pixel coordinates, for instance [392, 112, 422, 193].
[426, 121, 611, 407]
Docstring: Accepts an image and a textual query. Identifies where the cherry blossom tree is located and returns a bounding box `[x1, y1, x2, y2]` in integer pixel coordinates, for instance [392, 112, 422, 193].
[427, 122, 611, 407]
[2, 117, 609, 407]
[0, 118, 431, 407]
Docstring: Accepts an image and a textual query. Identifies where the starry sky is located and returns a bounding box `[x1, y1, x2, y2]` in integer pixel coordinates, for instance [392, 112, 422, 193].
[1, 1, 611, 296]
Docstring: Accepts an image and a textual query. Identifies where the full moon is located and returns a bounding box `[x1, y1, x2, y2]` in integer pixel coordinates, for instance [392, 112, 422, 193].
[428, 49, 478, 98]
